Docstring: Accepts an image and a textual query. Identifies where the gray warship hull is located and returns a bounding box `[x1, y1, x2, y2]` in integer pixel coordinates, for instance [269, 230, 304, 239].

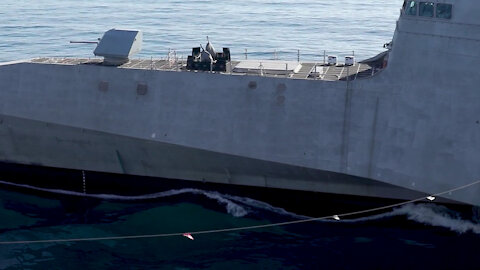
[0, 1, 479, 206]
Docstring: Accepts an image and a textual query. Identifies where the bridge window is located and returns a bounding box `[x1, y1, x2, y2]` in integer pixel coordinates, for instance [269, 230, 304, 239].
[419, 2, 435, 17]
[436, 3, 452, 19]
[405, 1, 418, 16]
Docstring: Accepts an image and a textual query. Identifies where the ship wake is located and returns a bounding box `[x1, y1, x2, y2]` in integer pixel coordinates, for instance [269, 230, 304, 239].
[0, 180, 303, 218]
[0, 180, 479, 234]
[339, 203, 480, 235]
[389, 203, 480, 234]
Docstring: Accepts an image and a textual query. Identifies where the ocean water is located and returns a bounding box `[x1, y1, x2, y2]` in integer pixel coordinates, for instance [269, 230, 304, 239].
[0, 185, 479, 269]
[1, 0, 480, 269]
[0, 0, 401, 62]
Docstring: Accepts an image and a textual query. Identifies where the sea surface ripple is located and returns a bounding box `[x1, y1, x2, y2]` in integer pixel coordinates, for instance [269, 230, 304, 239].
[0, 0, 402, 62]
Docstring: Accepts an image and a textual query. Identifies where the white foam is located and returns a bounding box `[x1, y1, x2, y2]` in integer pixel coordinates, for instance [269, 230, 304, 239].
[394, 203, 480, 234]
[0, 180, 248, 217]
[198, 191, 248, 217]
[0, 180, 305, 218]
[333, 203, 480, 235]
[2, 180, 478, 233]
[224, 194, 309, 219]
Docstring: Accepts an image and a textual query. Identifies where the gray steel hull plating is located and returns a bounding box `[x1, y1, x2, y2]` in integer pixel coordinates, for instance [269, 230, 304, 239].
[1, 9, 480, 205]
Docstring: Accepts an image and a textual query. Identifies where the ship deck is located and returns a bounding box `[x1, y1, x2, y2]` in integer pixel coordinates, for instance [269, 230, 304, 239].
[29, 57, 382, 81]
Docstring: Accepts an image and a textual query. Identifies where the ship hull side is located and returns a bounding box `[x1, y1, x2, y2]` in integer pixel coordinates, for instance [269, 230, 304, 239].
[0, 113, 431, 202]
[0, 40, 479, 207]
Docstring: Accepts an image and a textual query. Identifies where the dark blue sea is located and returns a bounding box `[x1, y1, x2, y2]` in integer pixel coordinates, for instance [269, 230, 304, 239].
[1, 0, 479, 269]
[0, 185, 479, 269]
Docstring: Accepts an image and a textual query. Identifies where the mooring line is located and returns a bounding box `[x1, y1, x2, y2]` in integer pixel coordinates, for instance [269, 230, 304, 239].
[0, 180, 478, 245]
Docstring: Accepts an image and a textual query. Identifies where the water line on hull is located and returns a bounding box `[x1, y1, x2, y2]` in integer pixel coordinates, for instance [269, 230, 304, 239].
[0, 179, 478, 245]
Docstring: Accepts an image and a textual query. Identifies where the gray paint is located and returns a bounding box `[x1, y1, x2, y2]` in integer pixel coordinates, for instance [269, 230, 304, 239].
[0, 0, 479, 205]
[94, 29, 142, 65]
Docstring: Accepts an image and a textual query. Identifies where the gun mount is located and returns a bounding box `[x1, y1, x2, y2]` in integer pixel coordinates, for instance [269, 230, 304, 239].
[186, 38, 231, 72]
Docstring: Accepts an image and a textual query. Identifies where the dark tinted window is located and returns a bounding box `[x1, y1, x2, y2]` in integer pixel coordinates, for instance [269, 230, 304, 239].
[419, 2, 435, 17]
[436, 3, 452, 19]
[406, 0, 418, 16]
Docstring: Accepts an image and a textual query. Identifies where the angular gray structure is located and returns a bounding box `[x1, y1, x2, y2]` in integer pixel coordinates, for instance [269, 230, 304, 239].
[94, 29, 142, 65]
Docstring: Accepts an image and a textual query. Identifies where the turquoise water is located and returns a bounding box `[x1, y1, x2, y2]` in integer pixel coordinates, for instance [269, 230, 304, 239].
[1, 0, 480, 269]
[0, 186, 479, 269]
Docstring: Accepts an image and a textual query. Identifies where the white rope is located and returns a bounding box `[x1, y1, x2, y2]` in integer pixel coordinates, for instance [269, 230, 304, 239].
[0, 180, 478, 245]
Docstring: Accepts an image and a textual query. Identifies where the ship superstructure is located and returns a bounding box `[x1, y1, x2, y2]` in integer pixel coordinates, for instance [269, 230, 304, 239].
[0, 0, 478, 207]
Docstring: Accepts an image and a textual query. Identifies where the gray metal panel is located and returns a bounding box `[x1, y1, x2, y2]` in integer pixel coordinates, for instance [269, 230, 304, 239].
[94, 29, 142, 60]
[1, 0, 480, 207]
[0, 113, 437, 202]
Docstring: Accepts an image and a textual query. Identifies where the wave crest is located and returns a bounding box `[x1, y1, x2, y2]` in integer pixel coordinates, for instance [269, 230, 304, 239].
[1, 180, 479, 233]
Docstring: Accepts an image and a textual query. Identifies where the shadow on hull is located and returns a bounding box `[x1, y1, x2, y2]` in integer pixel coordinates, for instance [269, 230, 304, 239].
[0, 161, 472, 218]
